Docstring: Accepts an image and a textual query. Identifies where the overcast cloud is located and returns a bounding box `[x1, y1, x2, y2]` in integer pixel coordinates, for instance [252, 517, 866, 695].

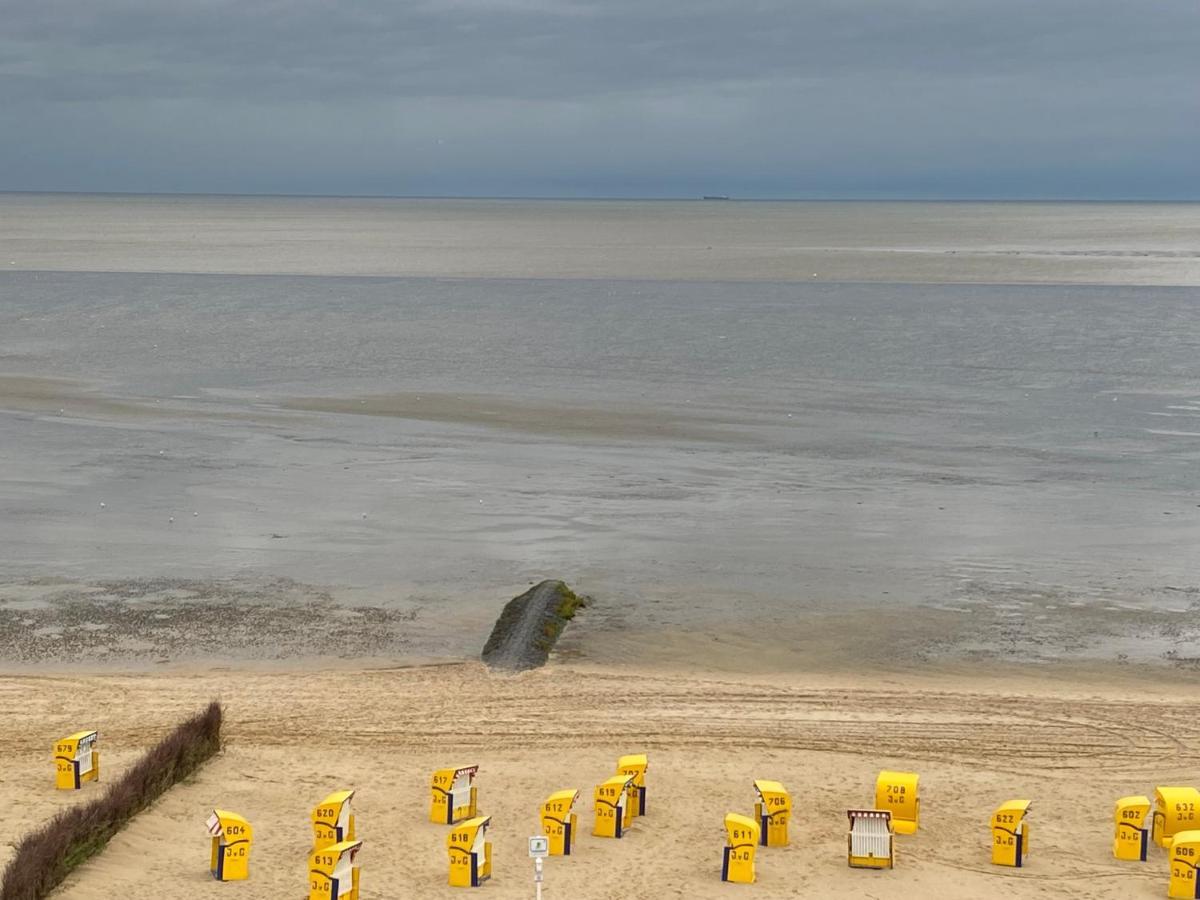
[1, 0, 1196, 197]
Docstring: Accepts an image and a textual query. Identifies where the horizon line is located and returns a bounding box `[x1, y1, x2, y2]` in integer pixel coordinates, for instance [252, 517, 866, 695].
[2, 189, 1198, 204]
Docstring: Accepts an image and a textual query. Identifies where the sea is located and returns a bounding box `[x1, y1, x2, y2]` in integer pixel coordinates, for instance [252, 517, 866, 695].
[1, 194, 1198, 666]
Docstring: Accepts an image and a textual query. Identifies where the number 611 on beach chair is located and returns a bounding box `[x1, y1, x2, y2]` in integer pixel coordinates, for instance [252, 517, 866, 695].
[721, 813, 760, 883]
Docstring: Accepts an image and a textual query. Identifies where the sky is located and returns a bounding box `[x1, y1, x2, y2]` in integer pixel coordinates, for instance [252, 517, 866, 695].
[1, 0, 1197, 199]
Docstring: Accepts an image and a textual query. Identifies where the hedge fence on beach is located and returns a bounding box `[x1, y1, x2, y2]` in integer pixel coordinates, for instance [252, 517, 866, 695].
[1, 701, 223, 900]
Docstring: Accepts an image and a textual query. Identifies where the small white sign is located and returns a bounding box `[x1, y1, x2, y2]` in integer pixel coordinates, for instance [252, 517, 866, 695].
[528, 836, 549, 859]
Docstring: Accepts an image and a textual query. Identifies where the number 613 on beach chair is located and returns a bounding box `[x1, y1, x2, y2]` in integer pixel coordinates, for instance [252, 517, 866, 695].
[309, 840, 362, 900]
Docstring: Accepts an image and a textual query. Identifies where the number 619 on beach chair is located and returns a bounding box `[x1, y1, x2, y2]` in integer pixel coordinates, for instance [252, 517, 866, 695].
[594, 775, 636, 838]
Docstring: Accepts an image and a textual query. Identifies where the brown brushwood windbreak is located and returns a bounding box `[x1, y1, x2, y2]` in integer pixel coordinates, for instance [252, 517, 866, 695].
[1, 701, 223, 900]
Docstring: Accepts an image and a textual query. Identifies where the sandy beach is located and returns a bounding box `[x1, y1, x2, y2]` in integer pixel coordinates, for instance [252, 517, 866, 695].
[3, 658, 1197, 899]
[2, 197, 1198, 898]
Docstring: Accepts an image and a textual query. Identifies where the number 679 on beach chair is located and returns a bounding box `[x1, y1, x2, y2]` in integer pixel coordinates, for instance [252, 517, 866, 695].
[54, 731, 99, 790]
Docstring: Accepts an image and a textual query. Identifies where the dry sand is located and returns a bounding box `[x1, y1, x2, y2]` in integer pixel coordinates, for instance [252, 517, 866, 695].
[3, 660, 1197, 899]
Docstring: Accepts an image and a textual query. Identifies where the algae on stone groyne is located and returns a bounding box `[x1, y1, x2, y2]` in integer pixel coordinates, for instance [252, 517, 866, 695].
[481, 580, 587, 671]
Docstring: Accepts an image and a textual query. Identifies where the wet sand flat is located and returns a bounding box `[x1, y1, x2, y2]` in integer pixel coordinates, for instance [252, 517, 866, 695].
[3, 270, 1200, 669]
[3, 661, 1196, 899]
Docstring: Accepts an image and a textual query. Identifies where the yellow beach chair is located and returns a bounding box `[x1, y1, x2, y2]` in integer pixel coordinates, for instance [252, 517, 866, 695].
[312, 790, 356, 851]
[447, 816, 492, 887]
[1113, 795, 1151, 861]
[309, 840, 362, 899]
[721, 813, 760, 883]
[753, 780, 791, 847]
[207, 809, 253, 881]
[875, 770, 919, 834]
[991, 800, 1031, 867]
[53, 731, 99, 790]
[431, 765, 479, 825]
[540, 789, 580, 855]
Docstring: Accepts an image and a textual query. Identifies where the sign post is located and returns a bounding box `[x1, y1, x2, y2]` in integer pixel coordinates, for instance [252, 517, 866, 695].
[528, 836, 549, 900]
